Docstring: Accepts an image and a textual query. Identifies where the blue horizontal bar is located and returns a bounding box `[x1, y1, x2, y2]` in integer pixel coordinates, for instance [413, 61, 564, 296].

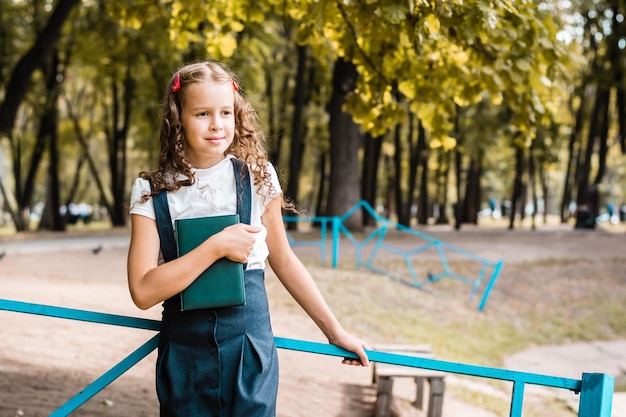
[274, 337, 582, 392]
[0, 299, 582, 392]
[0, 299, 160, 331]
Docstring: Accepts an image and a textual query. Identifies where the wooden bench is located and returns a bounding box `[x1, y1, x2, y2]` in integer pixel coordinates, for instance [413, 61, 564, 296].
[372, 344, 446, 417]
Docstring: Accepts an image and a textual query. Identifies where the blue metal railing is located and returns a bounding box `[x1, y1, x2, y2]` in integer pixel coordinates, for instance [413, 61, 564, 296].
[0, 298, 614, 417]
[285, 201, 504, 311]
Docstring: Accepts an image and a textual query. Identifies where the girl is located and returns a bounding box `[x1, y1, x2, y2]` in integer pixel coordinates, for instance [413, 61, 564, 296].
[127, 61, 369, 417]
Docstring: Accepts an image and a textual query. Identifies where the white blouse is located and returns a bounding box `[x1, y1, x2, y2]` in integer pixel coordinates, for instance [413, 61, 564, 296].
[129, 155, 282, 270]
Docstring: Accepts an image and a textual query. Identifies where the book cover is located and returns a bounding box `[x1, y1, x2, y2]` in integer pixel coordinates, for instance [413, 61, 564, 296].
[175, 214, 246, 310]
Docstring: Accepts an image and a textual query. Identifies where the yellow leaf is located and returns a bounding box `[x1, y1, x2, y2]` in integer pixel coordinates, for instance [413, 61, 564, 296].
[442, 136, 457, 150]
[453, 95, 471, 107]
[212, 34, 237, 58]
[399, 32, 411, 48]
[491, 92, 504, 105]
[515, 58, 531, 72]
[230, 21, 244, 32]
[415, 103, 436, 122]
[424, 14, 440, 34]
[382, 88, 393, 104]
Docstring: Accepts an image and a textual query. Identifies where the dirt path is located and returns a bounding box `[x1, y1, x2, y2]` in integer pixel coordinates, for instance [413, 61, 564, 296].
[0, 225, 624, 417]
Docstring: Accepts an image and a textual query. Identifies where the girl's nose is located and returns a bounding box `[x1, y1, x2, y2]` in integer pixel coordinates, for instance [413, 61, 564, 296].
[209, 117, 222, 131]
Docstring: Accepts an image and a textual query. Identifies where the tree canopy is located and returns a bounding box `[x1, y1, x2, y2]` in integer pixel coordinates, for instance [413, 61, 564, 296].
[0, 0, 624, 233]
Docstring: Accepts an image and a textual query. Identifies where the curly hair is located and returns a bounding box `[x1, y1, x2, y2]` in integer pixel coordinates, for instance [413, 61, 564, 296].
[139, 61, 282, 207]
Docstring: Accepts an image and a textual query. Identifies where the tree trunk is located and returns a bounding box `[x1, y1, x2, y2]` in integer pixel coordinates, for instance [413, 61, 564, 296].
[528, 143, 537, 230]
[393, 122, 406, 225]
[462, 156, 481, 225]
[593, 89, 611, 185]
[38, 51, 65, 231]
[361, 132, 383, 226]
[314, 152, 327, 217]
[560, 92, 585, 222]
[384, 155, 394, 219]
[266, 58, 288, 173]
[575, 87, 610, 229]
[406, 115, 421, 227]
[416, 128, 429, 225]
[326, 58, 363, 229]
[453, 148, 463, 230]
[435, 150, 450, 225]
[286, 45, 307, 229]
[38, 107, 63, 231]
[107, 56, 134, 227]
[0, 0, 80, 136]
[540, 161, 549, 224]
[508, 143, 525, 230]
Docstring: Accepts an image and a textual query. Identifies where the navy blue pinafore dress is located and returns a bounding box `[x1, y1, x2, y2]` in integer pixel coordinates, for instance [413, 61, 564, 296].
[152, 159, 279, 417]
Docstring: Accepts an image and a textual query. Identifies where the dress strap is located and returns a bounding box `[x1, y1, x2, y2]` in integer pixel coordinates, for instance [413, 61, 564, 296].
[151, 181, 177, 263]
[231, 158, 251, 226]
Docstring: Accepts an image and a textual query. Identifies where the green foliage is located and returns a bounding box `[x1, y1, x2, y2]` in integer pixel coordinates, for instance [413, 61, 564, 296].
[278, 0, 575, 145]
[108, 0, 577, 146]
[1, 0, 603, 228]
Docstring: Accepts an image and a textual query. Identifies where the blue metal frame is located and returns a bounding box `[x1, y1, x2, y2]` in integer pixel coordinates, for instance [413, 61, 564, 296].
[283, 216, 332, 265]
[0, 298, 614, 417]
[284, 201, 504, 311]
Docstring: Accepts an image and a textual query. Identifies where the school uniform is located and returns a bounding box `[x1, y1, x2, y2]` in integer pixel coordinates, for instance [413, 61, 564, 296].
[129, 155, 281, 417]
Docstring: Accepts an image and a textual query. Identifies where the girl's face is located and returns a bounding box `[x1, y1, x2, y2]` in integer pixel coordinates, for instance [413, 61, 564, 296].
[180, 80, 235, 169]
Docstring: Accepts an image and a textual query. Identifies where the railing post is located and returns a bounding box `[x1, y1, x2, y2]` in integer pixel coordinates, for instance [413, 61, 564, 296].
[509, 380, 525, 417]
[578, 373, 614, 417]
[477, 260, 504, 312]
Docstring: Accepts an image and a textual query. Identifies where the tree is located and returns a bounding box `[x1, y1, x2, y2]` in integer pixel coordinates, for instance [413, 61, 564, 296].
[544, 0, 625, 230]
[0, 0, 80, 136]
[111, 0, 574, 223]
[326, 58, 363, 227]
[0, 0, 80, 230]
[0, 0, 588, 234]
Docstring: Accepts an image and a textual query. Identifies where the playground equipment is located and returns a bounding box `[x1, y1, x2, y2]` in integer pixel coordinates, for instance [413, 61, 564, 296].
[285, 200, 503, 311]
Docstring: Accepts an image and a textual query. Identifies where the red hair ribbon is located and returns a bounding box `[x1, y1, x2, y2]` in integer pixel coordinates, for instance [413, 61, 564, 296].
[171, 73, 181, 93]
[232, 80, 239, 92]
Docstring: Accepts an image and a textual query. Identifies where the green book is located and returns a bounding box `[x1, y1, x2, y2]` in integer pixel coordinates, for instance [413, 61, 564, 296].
[175, 214, 246, 311]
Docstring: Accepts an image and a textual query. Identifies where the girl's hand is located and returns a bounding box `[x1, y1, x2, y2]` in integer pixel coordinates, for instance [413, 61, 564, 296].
[330, 330, 370, 367]
[217, 224, 260, 263]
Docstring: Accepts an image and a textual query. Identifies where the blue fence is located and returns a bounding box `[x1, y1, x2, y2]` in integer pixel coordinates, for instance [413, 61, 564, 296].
[285, 200, 504, 311]
[0, 298, 614, 417]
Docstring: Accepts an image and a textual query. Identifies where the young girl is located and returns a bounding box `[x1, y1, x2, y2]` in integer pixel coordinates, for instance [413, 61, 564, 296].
[127, 61, 369, 416]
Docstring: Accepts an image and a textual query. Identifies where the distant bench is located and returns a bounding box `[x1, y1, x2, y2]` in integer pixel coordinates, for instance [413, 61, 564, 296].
[372, 344, 446, 417]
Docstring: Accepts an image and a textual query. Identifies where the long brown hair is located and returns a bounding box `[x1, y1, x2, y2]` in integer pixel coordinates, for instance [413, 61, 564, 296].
[139, 61, 277, 204]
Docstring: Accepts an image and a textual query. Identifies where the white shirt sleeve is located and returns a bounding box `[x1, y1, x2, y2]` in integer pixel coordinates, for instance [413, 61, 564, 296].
[129, 177, 155, 219]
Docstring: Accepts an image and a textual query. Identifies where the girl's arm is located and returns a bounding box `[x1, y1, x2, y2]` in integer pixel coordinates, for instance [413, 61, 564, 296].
[263, 197, 370, 366]
[127, 213, 258, 309]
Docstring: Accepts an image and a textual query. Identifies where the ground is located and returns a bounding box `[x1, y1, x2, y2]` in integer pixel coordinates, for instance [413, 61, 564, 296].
[0, 223, 624, 417]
